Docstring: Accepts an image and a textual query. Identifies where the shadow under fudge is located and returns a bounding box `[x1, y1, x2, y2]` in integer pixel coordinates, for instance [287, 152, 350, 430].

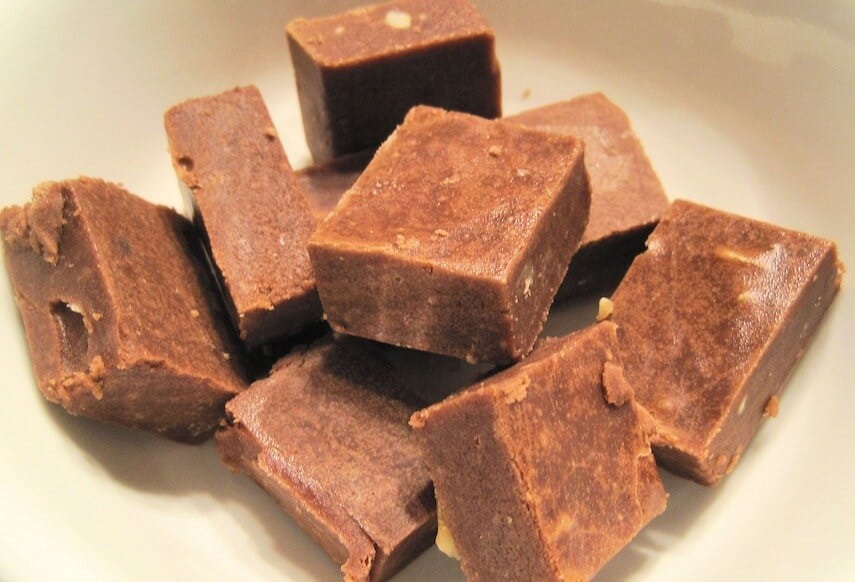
[595, 473, 722, 581]
[37, 401, 342, 581]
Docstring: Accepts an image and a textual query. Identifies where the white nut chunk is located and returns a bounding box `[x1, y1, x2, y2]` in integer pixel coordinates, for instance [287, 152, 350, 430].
[596, 297, 614, 322]
[436, 502, 460, 560]
[385, 9, 412, 29]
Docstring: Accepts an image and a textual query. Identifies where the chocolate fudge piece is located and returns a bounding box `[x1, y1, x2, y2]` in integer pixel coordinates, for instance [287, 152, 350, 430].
[410, 322, 667, 580]
[217, 336, 435, 581]
[286, 0, 502, 163]
[164, 86, 321, 347]
[508, 93, 669, 297]
[0, 178, 246, 442]
[295, 151, 371, 222]
[308, 106, 591, 365]
[610, 200, 844, 485]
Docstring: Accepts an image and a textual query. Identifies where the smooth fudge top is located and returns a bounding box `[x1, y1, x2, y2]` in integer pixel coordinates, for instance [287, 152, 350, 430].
[164, 85, 318, 345]
[411, 322, 666, 580]
[508, 92, 668, 246]
[312, 105, 585, 281]
[610, 200, 843, 481]
[286, 0, 493, 67]
[220, 336, 434, 581]
[0, 178, 246, 439]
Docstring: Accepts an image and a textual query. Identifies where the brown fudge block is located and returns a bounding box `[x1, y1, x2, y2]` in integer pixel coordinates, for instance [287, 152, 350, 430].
[295, 151, 372, 223]
[0, 178, 246, 442]
[508, 93, 669, 296]
[410, 322, 667, 581]
[610, 200, 844, 485]
[308, 106, 591, 365]
[217, 336, 435, 581]
[164, 85, 321, 347]
[286, 0, 501, 163]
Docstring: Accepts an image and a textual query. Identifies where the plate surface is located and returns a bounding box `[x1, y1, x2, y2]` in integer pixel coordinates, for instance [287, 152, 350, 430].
[1, 1, 853, 580]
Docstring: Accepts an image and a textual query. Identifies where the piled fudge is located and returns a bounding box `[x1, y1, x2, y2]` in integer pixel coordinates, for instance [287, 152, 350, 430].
[508, 93, 669, 296]
[609, 200, 843, 485]
[287, 0, 501, 162]
[411, 323, 667, 580]
[0, 178, 246, 441]
[165, 86, 320, 346]
[293, 93, 669, 297]
[1, 0, 846, 578]
[217, 336, 435, 582]
[309, 106, 590, 365]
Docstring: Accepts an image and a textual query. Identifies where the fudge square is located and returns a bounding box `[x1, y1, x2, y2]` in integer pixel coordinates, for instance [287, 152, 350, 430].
[610, 200, 844, 485]
[286, 0, 501, 163]
[410, 322, 667, 581]
[508, 93, 669, 296]
[0, 179, 246, 442]
[309, 106, 590, 365]
[298, 94, 666, 299]
[217, 336, 435, 582]
[164, 86, 321, 347]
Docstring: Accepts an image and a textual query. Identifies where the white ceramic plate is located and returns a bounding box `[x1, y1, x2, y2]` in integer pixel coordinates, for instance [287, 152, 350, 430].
[1, 1, 853, 580]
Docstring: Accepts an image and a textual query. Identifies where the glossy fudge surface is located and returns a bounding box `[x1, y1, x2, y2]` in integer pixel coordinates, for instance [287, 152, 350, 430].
[610, 200, 843, 485]
[217, 336, 435, 582]
[508, 93, 669, 295]
[0, 178, 246, 441]
[286, 0, 501, 162]
[411, 323, 666, 581]
[165, 86, 320, 347]
[309, 106, 590, 365]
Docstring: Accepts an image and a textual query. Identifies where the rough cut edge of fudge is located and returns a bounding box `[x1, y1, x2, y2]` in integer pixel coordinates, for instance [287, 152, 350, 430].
[164, 85, 321, 347]
[308, 105, 590, 365]
[216, 336, 436, 581]
[507, 93, 669, 298]
[286, 0, 502, 162]
[0, 178, 247, 442]
[410, 322, 667, 580]
[610, 199, 844, 485]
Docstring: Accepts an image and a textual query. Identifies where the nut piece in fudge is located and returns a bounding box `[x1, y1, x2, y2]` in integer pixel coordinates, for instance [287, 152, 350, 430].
[286, 0, 502, 162]
[309, 106, 591, 365]
[164, 85, 321, 347]
[508, 93, 669, 297]
[410, 322, 667, 581]
[217, 336, 435, 582]
[0, 178, 247, 442]
[610, 200, 844, 485]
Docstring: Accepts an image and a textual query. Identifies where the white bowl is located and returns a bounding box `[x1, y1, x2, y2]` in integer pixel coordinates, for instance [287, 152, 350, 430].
[0, 1, 852, 580]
